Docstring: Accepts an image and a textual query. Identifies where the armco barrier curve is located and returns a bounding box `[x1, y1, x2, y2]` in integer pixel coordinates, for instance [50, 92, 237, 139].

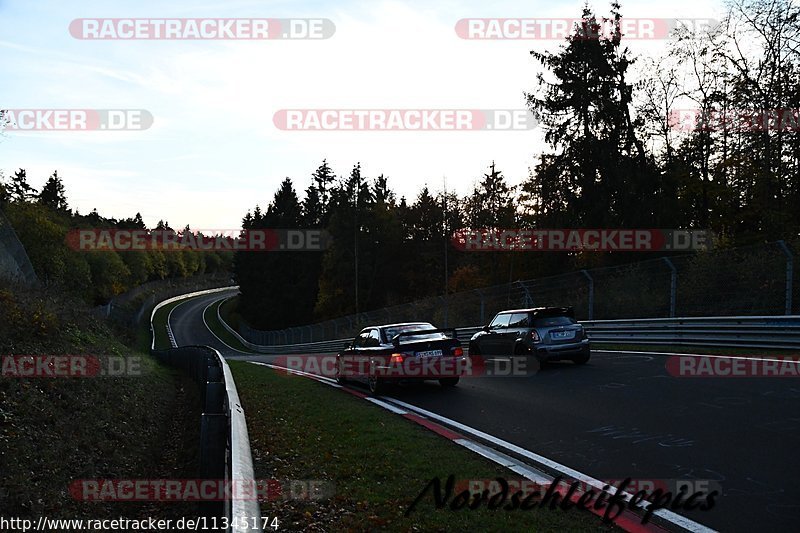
[151, 289, 262, 533]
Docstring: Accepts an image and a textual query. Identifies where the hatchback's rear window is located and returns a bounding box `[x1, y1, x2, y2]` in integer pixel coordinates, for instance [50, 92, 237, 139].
[533, 316, 577, 327]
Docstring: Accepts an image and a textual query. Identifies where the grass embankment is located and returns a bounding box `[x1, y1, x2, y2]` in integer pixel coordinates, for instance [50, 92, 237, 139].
[231, 361, 615, 532]
[218, 295, 241, 331]
[0, 282, 200, 520]
[150, 298, 185, 351]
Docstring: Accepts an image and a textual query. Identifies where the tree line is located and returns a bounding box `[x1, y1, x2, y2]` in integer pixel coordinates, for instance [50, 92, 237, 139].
[235, 0, 799, 330]
[0, 169, 233, 304]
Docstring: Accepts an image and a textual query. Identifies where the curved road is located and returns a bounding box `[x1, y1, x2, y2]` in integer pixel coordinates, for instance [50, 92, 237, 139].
[169, 290, 800, 532]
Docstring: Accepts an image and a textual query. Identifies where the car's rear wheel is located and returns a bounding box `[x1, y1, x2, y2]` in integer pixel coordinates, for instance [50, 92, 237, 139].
[335, 358, 347, 384]
[368, 364, 383, 394]
[439, 377, 459, 388]
[572, 351, 590, 365]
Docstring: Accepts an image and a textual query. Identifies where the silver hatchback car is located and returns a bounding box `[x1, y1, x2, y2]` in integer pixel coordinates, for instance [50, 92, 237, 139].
[468, 307, 590, 364]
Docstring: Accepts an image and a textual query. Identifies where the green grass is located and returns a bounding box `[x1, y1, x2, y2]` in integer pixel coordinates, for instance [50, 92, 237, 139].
[593, 343, 800, 357]
[219, 294, 242, 331]
[203, 298, 256, 353]
[231, 361, 616, 533]
[151, 299, 185, 350]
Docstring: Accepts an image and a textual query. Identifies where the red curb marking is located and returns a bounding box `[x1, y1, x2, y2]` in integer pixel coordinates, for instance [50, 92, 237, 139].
[402, 412, 465, 441]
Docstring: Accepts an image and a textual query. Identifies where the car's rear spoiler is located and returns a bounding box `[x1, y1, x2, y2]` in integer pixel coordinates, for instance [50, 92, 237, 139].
[391, 328, 458, 348]
[532, 306, 574, 318]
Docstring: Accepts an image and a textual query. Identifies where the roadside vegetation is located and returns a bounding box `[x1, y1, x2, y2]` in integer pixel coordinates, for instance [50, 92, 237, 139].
[0, 281, 200, 520]
[0, 168, 233, 306]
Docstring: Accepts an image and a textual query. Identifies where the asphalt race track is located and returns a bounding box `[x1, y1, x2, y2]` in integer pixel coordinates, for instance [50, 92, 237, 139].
[169, 291, 800, 532]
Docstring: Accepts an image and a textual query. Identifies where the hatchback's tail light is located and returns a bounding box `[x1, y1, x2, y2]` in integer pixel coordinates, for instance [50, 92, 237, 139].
[452, 346, 464, 357]
[390, 353, 405, 364]
[530, 330, 541, 342]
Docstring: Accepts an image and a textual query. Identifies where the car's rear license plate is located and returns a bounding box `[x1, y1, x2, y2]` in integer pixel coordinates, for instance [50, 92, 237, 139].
[417, 350, 443, 357]
[551, 331, 574, 339]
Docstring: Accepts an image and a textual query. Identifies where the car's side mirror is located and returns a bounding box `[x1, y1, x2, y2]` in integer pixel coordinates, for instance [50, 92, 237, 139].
[482, 325, 491, 333]
[344, 342, 352, 351]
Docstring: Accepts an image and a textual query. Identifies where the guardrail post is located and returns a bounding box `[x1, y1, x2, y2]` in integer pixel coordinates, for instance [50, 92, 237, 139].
[199, 413, 227, 518]
[663, 257, 677, 318]
[514, 281, 533, 308]
[475, 289, 485, 325]
[580, 270, 594, 320]
[777, 240, 793, 314]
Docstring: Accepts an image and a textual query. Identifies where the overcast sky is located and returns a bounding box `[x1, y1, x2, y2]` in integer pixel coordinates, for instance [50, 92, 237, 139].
[0, 0, 724, 229]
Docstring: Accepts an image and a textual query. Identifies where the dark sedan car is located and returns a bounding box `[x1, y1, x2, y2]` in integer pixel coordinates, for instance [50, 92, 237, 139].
[335, 322, 466, 393]
[469, 307, 590, 365]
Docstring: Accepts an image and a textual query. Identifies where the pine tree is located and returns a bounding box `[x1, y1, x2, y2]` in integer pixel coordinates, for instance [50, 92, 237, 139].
[38, 171, 69, 212]
[524, 3, 660, 227]
[10, 168, 36, 203]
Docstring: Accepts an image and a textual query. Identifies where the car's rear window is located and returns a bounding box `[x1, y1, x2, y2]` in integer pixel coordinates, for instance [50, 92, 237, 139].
[383, 324, 444, 342]
[533, 316, 577, 327]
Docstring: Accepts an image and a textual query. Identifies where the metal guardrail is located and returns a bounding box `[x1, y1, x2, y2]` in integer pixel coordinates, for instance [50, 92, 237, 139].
[582, 315, 800, 350]
[217, 309, 800, 353]
[151, 291, 262, 533]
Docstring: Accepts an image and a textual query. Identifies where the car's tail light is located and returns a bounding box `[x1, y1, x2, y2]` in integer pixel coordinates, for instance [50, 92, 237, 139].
[390, 353, 405, 364]
[452, 346, 464, 357]
[530, 330, 541, 342]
